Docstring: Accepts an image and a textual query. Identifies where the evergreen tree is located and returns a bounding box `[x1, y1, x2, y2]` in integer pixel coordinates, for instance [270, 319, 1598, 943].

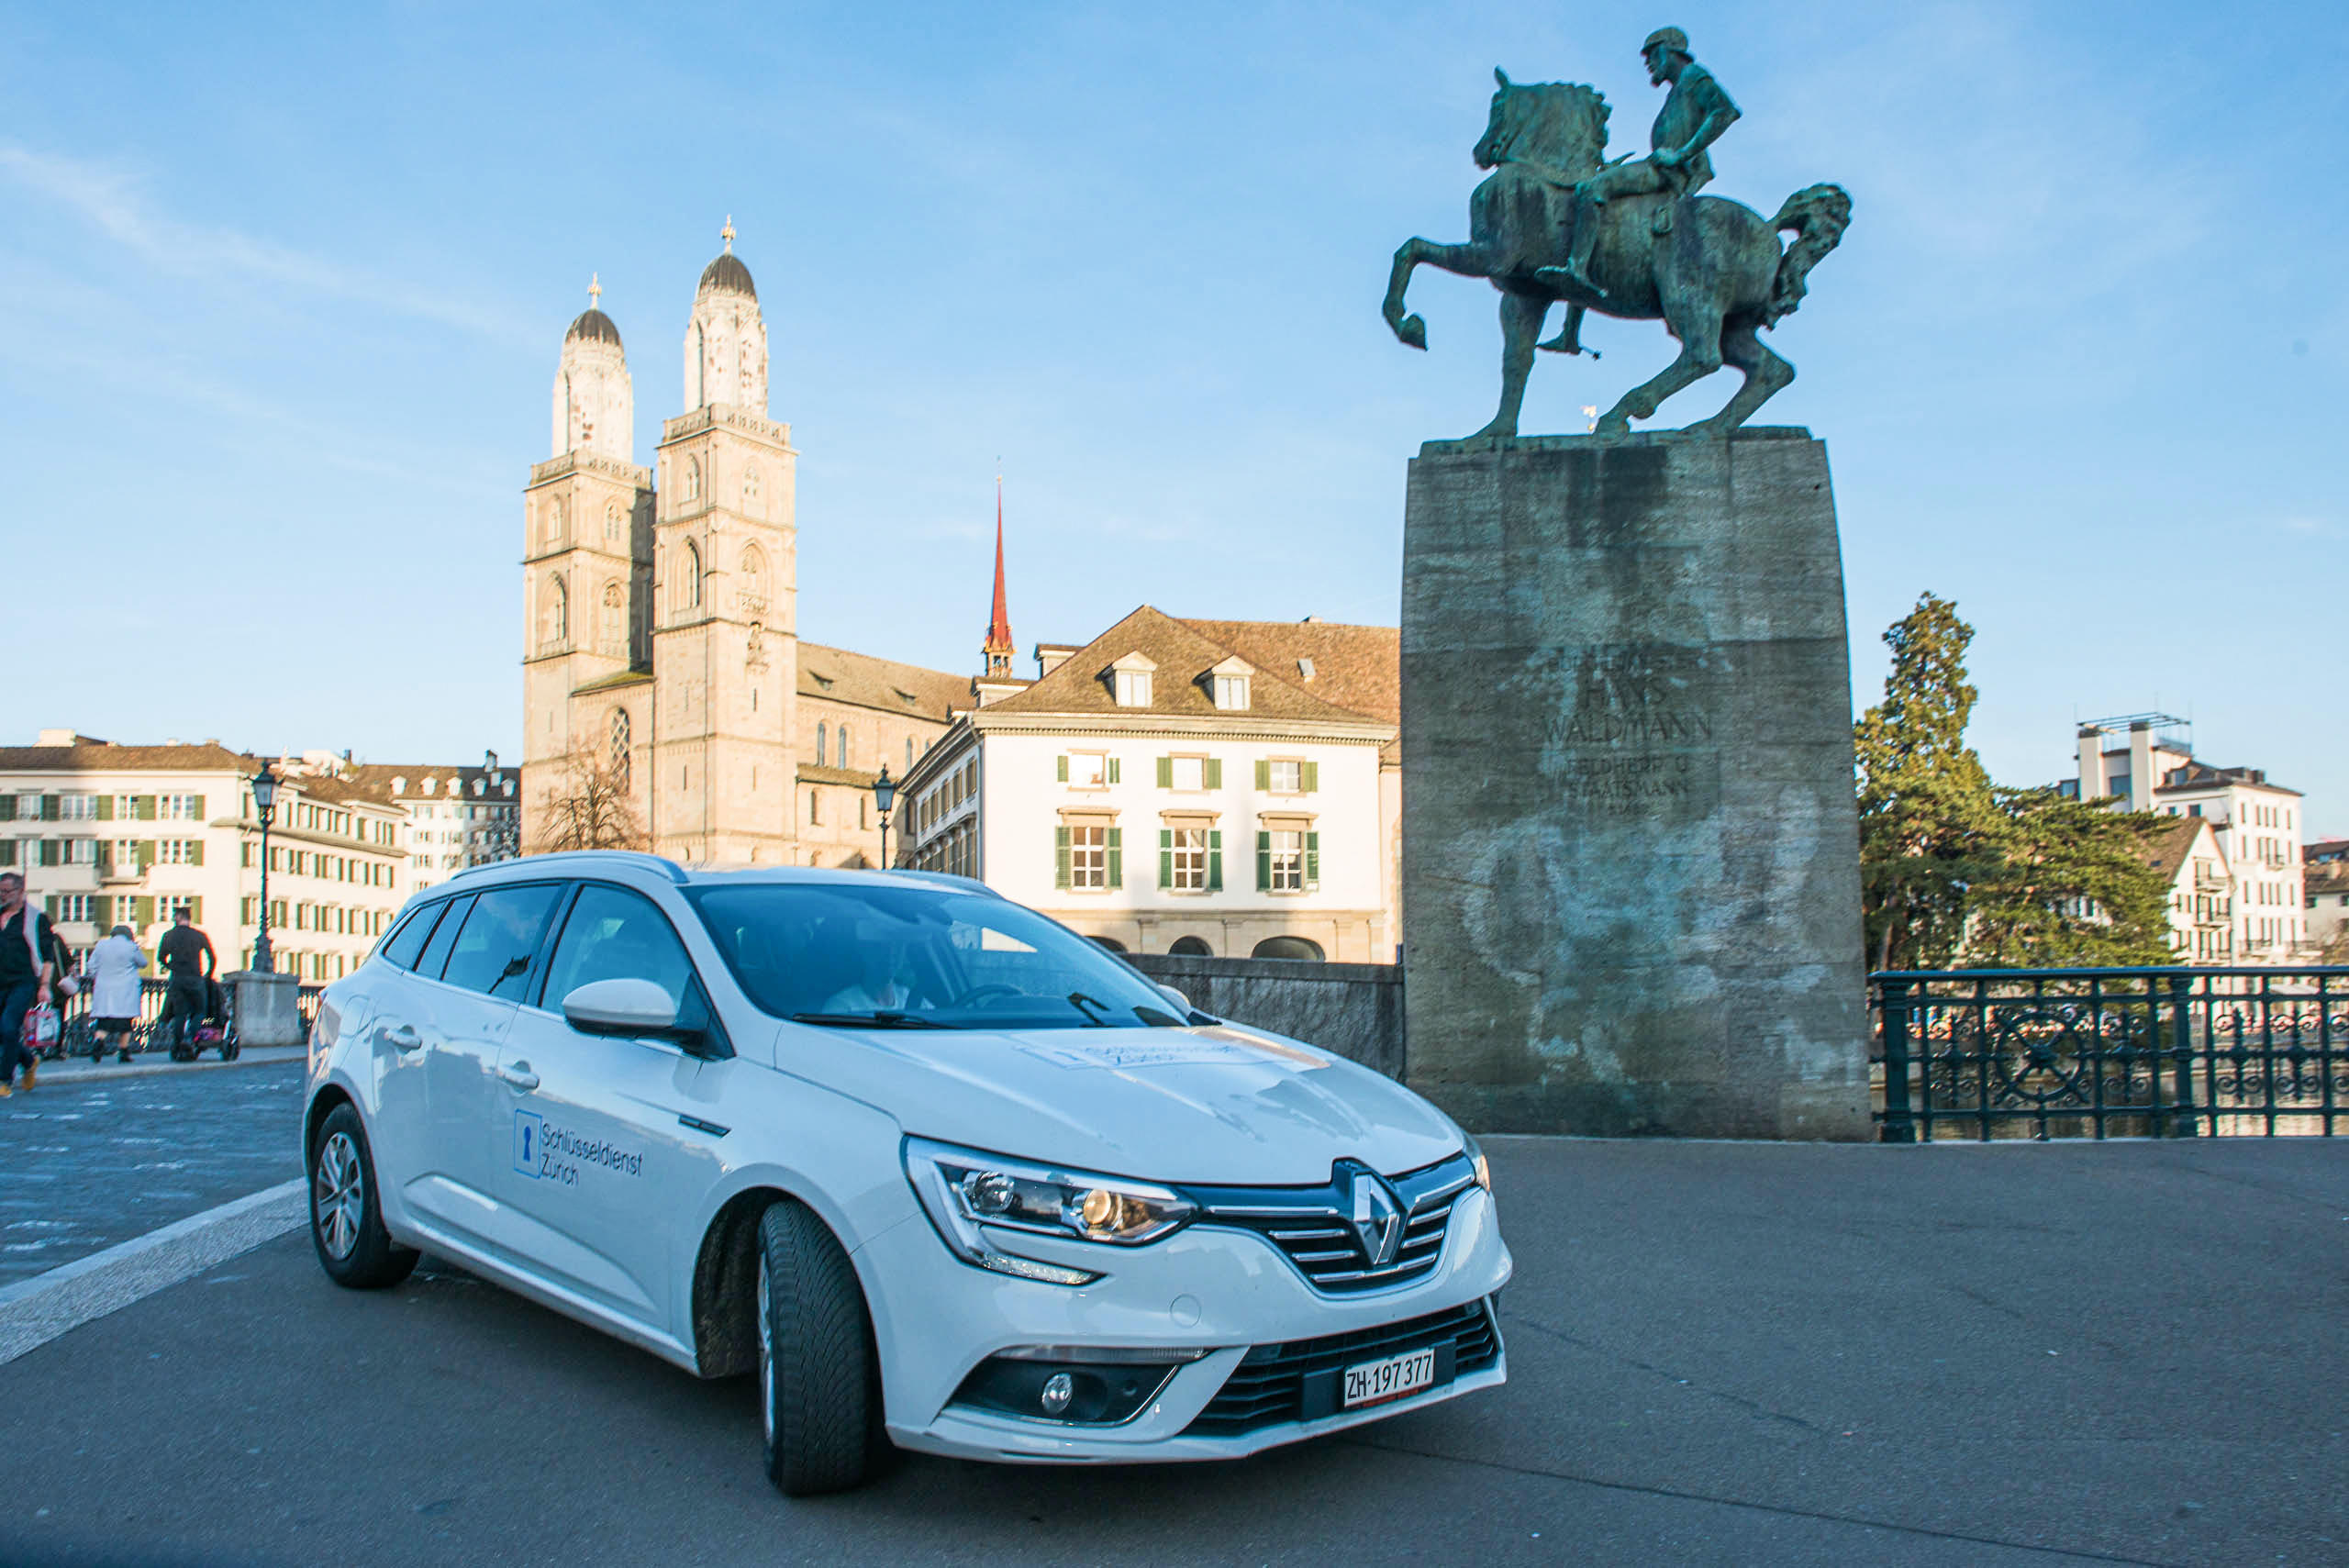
[1967, 789, 2177, 966]
[1853, 594, 2002, 970]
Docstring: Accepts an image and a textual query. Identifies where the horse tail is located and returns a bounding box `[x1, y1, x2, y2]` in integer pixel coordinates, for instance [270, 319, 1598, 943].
[1764, 183, 1853, 327]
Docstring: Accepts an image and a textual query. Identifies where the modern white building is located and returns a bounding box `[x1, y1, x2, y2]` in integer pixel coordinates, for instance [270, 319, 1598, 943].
[2065, 714, 2306, 962]
[896, 606, 1400, 962]
[2143, 816, 2234, 962]
[337, 755, 523, 893]
[0, 731, 407, 980]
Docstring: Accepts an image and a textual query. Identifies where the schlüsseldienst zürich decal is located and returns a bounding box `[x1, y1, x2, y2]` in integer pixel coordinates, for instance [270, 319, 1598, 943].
[513, 1109, 643, 1184]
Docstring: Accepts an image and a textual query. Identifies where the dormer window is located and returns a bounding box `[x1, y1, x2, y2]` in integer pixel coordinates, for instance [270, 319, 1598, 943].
[1207, 655, 1253, 711]
[1108, 652, 1157, 707]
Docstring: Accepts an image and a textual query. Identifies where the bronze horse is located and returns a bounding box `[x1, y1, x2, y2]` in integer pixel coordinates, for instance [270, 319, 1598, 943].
[1384, 72, 1851, 439]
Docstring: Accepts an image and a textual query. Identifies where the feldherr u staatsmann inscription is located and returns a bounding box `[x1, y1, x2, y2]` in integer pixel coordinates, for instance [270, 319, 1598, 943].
[1538, 643, 1720, 815]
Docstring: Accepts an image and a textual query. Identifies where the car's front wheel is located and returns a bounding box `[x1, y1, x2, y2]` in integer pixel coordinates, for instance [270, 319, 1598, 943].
[756, 1198, 885, 1495]
[308, 1103, 418, 1289]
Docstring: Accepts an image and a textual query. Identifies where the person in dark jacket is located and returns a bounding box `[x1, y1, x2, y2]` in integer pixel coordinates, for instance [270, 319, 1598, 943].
[154, 909, 217, 1058]
[0, 873, 58, 1096]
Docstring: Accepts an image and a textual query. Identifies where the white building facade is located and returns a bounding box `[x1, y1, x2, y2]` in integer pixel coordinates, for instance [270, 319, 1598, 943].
[0, 732, 407, 981]
[340, 758, 522, 893]
[897, 608, 1399, 962]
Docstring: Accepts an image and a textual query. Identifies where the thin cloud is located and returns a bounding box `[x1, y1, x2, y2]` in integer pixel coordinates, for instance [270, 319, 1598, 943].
[0, 144, 523, 342]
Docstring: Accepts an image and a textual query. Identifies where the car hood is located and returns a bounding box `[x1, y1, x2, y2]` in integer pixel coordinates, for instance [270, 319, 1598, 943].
[770, 1020, 1464, 1186]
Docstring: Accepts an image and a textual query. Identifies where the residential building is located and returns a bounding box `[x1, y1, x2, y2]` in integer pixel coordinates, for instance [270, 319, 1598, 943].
[337, 754, 523, 893]
[519, 225, 964, 867]
[2062, 714, 2306, 962]
[2305, 857, 2349, 957]
[0, 731, 406, 980]
[2143, 816, 2234, 962]
[896, 606, 1400, 961]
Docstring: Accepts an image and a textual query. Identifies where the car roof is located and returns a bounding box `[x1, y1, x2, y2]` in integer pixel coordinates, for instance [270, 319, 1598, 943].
[431, 852, 998, 899]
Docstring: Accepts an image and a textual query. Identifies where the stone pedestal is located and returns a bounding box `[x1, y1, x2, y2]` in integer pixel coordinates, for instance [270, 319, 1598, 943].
[226, 971, 304, 1047]
[1400, 428, 1870, 1140]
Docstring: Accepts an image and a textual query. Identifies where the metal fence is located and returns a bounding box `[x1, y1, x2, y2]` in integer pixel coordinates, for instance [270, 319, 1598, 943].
[1872, 967, 2349, 1141]
[50, 975, 324, 1059]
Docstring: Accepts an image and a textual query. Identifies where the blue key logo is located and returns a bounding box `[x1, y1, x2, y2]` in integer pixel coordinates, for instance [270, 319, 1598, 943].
[513, 1109, 544, 1177]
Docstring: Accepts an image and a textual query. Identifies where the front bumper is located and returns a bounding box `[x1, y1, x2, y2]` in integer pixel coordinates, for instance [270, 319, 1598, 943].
[858, 1183, 1511, 1462]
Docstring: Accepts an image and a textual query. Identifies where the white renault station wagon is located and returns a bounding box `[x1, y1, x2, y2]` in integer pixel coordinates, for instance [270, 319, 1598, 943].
[303, 852, 1509, 1494]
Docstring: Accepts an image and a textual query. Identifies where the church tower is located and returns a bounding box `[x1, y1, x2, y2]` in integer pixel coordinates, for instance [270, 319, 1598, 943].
[520, 280, 655, 852]
[648, 220, 800, 862]
[983, 475, 1015, 678]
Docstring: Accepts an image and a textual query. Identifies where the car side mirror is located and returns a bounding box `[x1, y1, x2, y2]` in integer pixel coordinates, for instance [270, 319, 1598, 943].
[1156, 983, 1192, 1015]
[562, 978, 681, 1039]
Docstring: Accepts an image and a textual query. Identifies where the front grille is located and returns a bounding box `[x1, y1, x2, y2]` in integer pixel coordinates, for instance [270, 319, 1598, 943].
[1188, 1152, 1477, 1293]
[1182, 1299, 1501, 1437]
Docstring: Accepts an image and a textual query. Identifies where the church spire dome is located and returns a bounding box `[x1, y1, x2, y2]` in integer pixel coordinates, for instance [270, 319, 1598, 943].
[685, 216, 768, 412]
[983, 473, 1015, 678]
[553, 272, 633, 459]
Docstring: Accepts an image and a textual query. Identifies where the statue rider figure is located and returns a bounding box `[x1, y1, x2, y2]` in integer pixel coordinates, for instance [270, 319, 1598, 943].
[1555, 27, 1741, 300]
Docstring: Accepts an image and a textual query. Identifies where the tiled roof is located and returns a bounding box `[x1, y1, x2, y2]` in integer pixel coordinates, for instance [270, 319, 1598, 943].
[0, 741, 262, 774]
[798, 643, 968, 723]
[798, 764, 879, 788]
[1176, 617, 1398, 726]
[2308, 861, 2349, 895]
[294, 774, 412, 811]
[979, 606, 1389, 728]
[2143, 816, 2213, 881]
[338, 763, 519, 807]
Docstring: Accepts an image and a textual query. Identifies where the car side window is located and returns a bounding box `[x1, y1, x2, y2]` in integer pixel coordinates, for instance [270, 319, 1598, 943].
[380, 903, 446, 972]
[440, 884, 562, 1000]
[414, 895, 473, 981]
[541, 884, 705, 1030]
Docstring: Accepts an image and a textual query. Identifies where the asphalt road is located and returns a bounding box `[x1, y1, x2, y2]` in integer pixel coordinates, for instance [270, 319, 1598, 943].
[0, 1137, 2343, 1567]
[0, 1060, 304, 1285]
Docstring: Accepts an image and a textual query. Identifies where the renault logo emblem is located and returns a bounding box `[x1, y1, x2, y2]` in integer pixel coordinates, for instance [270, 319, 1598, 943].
[1341, 1163, 1406, 1268]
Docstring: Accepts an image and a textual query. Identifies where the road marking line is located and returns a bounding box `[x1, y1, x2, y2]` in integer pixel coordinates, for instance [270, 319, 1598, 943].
[0, 1178, 307, 1366]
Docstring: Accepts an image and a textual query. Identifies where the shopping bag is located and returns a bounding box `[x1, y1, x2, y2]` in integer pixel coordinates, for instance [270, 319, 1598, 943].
[21, 1004, 61, 1051]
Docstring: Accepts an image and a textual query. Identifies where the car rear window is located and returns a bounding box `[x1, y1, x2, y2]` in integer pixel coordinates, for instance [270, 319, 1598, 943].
[380, 902, 447, 971]
[440, 884, 563, 1000]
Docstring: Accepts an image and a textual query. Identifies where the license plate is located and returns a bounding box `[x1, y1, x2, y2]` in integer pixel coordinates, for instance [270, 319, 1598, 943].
[1342, 1345, 1438, 1408]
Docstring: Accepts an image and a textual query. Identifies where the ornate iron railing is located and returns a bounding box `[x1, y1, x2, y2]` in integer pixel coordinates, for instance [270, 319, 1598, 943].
[51, 975, 327, 1059]
[1871, 968, 2349, 1141]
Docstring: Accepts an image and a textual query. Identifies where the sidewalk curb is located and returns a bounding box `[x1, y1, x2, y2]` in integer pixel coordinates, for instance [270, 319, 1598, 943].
[0, 1179, 307, 1367]
[29, 1046, 308, 1087]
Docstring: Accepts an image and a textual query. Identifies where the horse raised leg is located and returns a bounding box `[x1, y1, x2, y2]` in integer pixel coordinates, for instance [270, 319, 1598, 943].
[1385, 238, 1497, 350]
[1689, 317, 1794, 437]
[1469, 290, 1552, 441]
[1594, 298, 1724, 436]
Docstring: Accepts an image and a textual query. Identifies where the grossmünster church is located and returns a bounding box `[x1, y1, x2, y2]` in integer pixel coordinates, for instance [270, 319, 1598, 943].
[519, 224, 970, 864]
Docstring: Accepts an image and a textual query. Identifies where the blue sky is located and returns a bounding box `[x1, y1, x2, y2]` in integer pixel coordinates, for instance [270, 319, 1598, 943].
[3, 1, 2343, 831]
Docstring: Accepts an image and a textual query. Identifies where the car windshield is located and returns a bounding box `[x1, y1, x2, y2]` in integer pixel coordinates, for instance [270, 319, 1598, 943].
[685, 882, 1186, 1031]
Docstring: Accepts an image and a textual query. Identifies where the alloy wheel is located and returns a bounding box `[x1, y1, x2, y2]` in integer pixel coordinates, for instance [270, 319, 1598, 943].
[315, 1130, 363, 1261]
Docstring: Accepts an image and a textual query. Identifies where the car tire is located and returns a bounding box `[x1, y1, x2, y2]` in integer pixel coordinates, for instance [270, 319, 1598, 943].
[308, 1104, 418, 1290]
[756, 1199, 885, 1496]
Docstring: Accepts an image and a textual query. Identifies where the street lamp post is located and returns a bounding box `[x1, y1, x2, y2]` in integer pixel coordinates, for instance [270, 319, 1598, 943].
[250, 760, 280, 973]
[872, 765, 897, 872]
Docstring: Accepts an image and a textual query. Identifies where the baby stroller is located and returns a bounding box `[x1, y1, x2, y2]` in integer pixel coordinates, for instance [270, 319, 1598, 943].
[167, 977, 238, 1062]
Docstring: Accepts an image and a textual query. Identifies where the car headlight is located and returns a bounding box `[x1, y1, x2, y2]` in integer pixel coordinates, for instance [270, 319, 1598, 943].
[1463, 1130, 1492, 1193]
[904, 1138, 1197, 1286]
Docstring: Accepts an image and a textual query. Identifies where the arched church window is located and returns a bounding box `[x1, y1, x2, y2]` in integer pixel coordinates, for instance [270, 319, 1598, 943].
[742, 466, 761, 512]
[541, 573, 568, 648]
[817, 723, 829, 768]
[608, 708, 631, 790]
[907, 737, 915, 772]
[543, 496, 566, 551]
[604, 503, 621, 544]
[740, 543, 765, 595]
[685, 456, 702, 502]
[685, 539, 702, 608]
[600, 581, 624, 650]
[840, 728, 852, 768]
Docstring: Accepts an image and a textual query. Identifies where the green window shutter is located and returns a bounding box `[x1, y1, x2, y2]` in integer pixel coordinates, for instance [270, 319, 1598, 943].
[1107, 757, 1120, 784]
[1106, 828, 1122, 889]
[0, 841, 14, 867]
[138, 841, 155, 870]
[1056, 754, 1068, 783]
[135, 896, 154, 927]
[1155, 756, 1173, 789]
[1159, 829, 1174, 889]
[1306, 831, 1320, 891]
[1302, 761, 1319, 792]
[0, 796, 13, 821]
[1256, 831, 1272, 892]
[91, 895, 108, 927]
[188, 795, 205, 818]
[1205, 758, 1222, 790]
[45, 896, 58, 919]
[135, 795, 156, 821]
[186, 840, 204, 868]
[190, 896, 202, 924]
[95, 795, 113, 822]
[39, 840, 61, 867]
[42, 795, 61, 821]
[1254, 760, 1270, 790]
[1208, 829, 1223, 892]
[1054, 826, 1071, 890]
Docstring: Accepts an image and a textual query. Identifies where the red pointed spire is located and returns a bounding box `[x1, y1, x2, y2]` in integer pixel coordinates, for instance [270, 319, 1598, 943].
[983, 473, 1015, 677]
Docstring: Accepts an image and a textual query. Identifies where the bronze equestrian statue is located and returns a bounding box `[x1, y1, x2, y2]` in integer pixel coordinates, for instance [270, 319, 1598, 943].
[1382, 27, 1851, 440]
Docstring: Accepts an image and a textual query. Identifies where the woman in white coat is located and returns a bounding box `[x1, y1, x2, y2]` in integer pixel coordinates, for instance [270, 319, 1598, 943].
[83, 924, 147, 1064]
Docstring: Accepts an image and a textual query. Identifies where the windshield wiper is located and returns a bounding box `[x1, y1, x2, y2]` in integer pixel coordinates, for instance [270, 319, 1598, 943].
[789, 1011, 946, 1029]
[1065, 993, 1114, 1027]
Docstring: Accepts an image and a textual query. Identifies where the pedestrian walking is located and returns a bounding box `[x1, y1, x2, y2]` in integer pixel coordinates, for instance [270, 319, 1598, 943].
[83, 922, 148, 1064]
[0, 871, 59, 1097]
[154, 907, 217, 1061]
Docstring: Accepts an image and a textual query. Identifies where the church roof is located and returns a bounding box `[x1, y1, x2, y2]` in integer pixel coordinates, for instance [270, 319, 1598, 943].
[566, 308, 623, 348]
[698, 252, 757, 299]
[798, 643, 969, 722]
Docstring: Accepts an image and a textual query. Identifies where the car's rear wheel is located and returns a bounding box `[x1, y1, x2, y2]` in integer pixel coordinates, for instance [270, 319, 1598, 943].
[308, 1103, 418, 1289]
[756, 1198, 884, 1495]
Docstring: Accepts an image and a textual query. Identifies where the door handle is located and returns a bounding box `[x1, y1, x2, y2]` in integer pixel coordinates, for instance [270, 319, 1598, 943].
[378, 1024, 422, 1053]
[497, 1062, 540, 1092]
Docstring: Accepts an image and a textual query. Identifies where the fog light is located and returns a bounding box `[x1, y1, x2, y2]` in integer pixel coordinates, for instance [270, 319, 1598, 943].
[1040, 1372, 1074, 1415]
